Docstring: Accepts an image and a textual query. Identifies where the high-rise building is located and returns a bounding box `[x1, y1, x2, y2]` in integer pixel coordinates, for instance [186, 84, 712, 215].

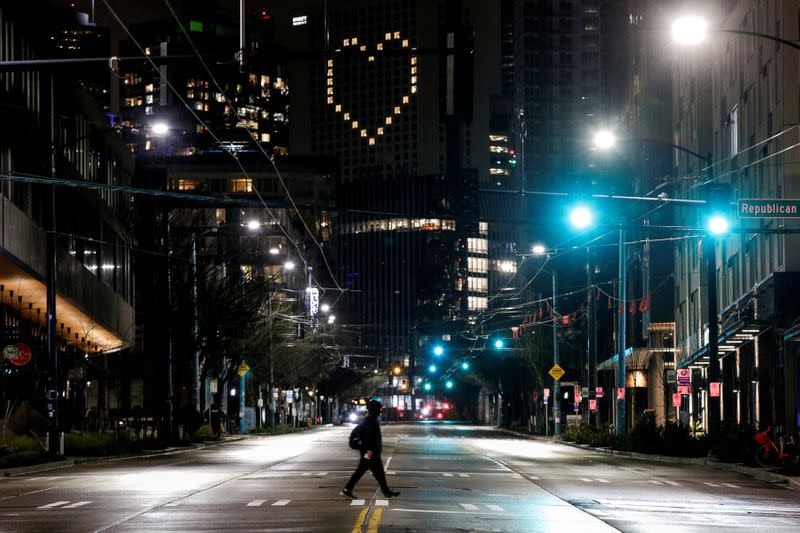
[269, 1, 501, 382]
[672, 1, 800, 434]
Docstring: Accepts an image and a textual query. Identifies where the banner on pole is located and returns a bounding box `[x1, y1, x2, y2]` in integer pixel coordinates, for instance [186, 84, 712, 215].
[617, 387, 626, 400]
[672, 393, 682, 407]
[710, 382, 721, 397]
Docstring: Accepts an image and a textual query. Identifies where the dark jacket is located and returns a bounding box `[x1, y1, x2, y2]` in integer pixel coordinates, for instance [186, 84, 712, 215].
[358, 414, 382, 455]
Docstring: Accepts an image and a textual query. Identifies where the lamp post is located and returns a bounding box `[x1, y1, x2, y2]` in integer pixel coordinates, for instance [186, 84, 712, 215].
[533, 244, 561, 436]
[671, 14, 800, 50]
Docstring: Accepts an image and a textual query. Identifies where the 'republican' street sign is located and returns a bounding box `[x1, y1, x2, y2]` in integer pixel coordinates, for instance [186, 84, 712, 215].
[737, 199, 800, 218]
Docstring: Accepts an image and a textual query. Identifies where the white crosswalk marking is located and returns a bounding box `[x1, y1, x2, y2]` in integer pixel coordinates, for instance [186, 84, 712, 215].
[63, 501, 92, 509]
[580, 478, 593, 482]
[458, 473, 470, 478]
[443, 473, 454, 477]
[387, 471, 397, 475]
[529, 475, 540, 480]
[486, 504, 504, 512]
[648, 480, 663, 485]
[511, 473, 523, 479]
[351, 499, 366, 506]
[375, 500, 389, 507]
[37, 501, 69, 509]
[164, 502, 181, 507]
[300, 472, 312, 476]
[246, 500, 266, 507]
[317, 472, 328, 476]
[460, 503, 480, 511]
[722, 483, 739, 488]
[272, 500, 291, 506]
[596, 479, 610, 483]
[704, 482, 721, 487]
[664, 481, 680, 486]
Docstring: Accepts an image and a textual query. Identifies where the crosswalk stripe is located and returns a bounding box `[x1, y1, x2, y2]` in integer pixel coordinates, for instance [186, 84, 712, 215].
[375, 499, 389, 507]
[38, 501, 69, 509]
[387, 471, 396, 475]
[318, 472, 328, 476]
[722, 483, 739, 488]
[486, 504, 504, 512]
[648, 480, 663, 485]
[460, 503, 480, 511]
[272, 500, 291, 506]
[443, 473, 453, 477]
[164, 502, 181, 507]
[351, 499, 366, 506]
[580, 478, 592, 482]
[596, 479, 610, 483]
[246, 500, 266, 507]
[704, 482, 720, 487]
[664, 481, 680, 486]
[62, 501, 92, 509]
[458, 473, 470, 478]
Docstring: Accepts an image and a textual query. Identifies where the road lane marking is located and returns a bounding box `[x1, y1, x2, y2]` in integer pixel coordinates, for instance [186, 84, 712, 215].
[596, 479, 610, 483]
[387, 470, 397, 475]
[272, 499, 291, 506]
[63, 501, 92, 509]
[351, 507, 369, 533]
[318, 472, 328, 476]
[392, 508, 506, 515]
[511, 473, 523, 479]
[648, 480, 663, 485]
[458, 473, 470, 478]
[246, 500, 266, 507]
[664, 481, 680, 486]
[38, 501, 69, 509]
[164, 502, 181, 507]
[722, 483, 739, 488]
[486, 504, 504, 512]
[443, 473, 453, 477]
[460, 503, 480, 511]
[580, 478, 593, 482]
[300, 472, 312, 476]
[704, 482, 720, 487]
[375, 499, 389, 507]
[384, 457, 392, 470]
[366, 508, 383, 533]
[351, 499, 366, 506]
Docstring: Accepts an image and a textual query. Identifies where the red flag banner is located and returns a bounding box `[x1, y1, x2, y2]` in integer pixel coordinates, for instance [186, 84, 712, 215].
[511, 326, 520, 339]
[629, 300, 637, 314]
[639, 295, 650, 313]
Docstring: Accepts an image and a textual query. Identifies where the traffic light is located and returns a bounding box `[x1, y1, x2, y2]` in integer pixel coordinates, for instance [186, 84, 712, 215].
[399, 379, 408, 391]
[569, 204, 594, 230]
[493, 339, 504, 349]
[428, 364, 437, 373]
[461, 361, 470, 370]
[433, 345, 444, 356]
[705, 183, 732, 236]
[393, 365, 402, 376]
[423, 382, 432, 391]
[445, 380, 454, 390]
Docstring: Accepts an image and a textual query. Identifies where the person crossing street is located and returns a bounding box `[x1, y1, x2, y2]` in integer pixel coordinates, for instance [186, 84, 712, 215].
[341, 399, 400, 500]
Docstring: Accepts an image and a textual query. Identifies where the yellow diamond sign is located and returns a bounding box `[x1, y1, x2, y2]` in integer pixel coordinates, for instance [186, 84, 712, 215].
[238, 362, 251, 377]
[548, 364, 565, 381]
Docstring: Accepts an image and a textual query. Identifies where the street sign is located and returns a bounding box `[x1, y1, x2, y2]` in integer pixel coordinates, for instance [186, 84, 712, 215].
[210, 378, 219, 393]
[666, 369, 676, 383]
[595, 386, 604, 398]
[617, 387, 626, 400]
[672, 393, 682, 407]
[548, 364, 565, 381]
[737, 199, 800, 218]
[678, 385, 691, 395]
[573, 403, 579, 413]
[710, 382, 721, 397]
[543, 388, 550, 400]
[677, 368, 691, 386]
[238, 362, 251, 376]
[589, 399, 597, 411]
[574, 384, 581, 403]
[581, 387, 589, 397]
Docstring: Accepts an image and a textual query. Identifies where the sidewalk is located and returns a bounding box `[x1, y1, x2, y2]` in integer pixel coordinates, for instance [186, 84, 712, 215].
[498, 428, 800, 490]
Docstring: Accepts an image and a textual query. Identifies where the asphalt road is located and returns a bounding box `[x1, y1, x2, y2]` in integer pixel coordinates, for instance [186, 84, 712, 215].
[1, 424, 799, 532]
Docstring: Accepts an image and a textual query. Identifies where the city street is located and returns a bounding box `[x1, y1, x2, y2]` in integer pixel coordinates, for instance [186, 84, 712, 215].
[1, 424, 798, 532]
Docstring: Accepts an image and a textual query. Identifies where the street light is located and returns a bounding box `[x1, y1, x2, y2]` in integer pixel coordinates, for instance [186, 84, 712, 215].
[320, 304, 330, 313]
[493, 339, 504, 350]
[569, 205, 594, 230]
[423, 382, 432, 391]
[671, 15, 709, 46]
[246, 220, 260, 231]
[327, 315, 336, 324]
[532, 244, 546, 256]
[593, 130, 616, 151]
[445, 380, 454, 390]
[284, 260, 296, 271]
[428, 364, 437, 373]
[151, 122, 169, 135]
[708, 214, 730, 235]
[461, 361, 470, 370]
[433, 345, 444, 356]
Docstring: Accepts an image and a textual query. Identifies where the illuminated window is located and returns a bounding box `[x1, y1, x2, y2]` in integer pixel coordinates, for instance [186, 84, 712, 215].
[468, 296, 488, 311]
[467, 257, 488, 273]
[402, 96, 409, 104]
[411, 57, 417, 65]
[411, 86, 417, 93]
[479, 222, 488, 235]
[327, 59, 333, 67]
[369, 137, 375, 145]
[360, 45, 367, 52]
[327, 96, 334, 104]
[327, 87, 334, 95]
[327, 78, 333, 86]
[360, 129, 367, 137]
[489, 168, 510, 175]
[492, 260, 517, 273]
[411, 66, 417, 74]
[261, 75, 270, 86]
[145, 140, 152, 150]
[411, 76, 417, 84]
[385, 32, 392, 40]
[385, 117, 392, 125]
[489, 134, 509, 142]
[145, 83, 154, 93]
[394, 106, 401, 114]
[261, 133, 271, 142]
[468, 277, 488, 293]
[343, 38, 350, 46]
[352, 37, 358, 45]
[335, 104, 342, 112]
[377, 127, 384, 135]
[173, 179, 199, 191]
[352, 121, 359, 128]
[368, 56, 375, 62]
[344, 113, 350, 120]
[230, 178, 253, 192]
[377, 43, 383, 50]
[393, 31, 400, 39]
[467, 238, 488, 254]
[402, 39, 409, 47]
[489, 146, 507, 153]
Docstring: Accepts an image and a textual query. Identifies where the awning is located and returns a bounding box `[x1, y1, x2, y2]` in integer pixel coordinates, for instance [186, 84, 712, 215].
[678, 318, 767, 369]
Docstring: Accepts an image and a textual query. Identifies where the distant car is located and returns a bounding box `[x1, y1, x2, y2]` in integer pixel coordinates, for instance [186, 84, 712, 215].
[339, 410, 365, 425]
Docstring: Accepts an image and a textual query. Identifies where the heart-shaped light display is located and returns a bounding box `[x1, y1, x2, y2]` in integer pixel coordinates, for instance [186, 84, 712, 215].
[326, 32, 417, 145]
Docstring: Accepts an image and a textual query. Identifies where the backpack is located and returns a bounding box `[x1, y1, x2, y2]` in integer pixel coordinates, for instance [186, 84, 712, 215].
[348, 423, 364, 450]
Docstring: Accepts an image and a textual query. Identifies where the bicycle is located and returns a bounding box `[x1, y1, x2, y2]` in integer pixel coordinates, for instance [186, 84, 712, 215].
[754, 426, 796, 467]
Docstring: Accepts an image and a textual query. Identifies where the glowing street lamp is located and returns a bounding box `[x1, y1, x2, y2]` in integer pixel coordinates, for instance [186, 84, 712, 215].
[445, 380, 454, 390]
[246, 220, 260, 231]
[461, 361, 470, 370]
[671, 15, 709, 46]
[284, 260, 296, 271]
[708, 214, 730, 236]
[423, 382, 432, 391]
[320, 304, 331, 313]
[569, 205, 594, 230]
[428, 364, 437, 373]
[151, 122, 169, 135]
[593, 130, 615, 151]
[494, 339, 504, 350]
[532, 244, 546, 256]
[433, 345, 444, 356]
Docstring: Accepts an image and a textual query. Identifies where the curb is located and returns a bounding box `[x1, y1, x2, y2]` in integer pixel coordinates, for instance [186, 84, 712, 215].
[497, 428, 800, 490]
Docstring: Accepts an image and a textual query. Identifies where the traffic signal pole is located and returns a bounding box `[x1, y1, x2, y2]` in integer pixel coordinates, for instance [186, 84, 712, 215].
[704, 237, 721, 435]
[552, 270, 561, 437]
[616, 228, 627, 436]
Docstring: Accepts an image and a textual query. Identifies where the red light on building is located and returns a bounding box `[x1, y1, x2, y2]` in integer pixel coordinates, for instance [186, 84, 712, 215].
[436, 413, 443, 419]
[442, 402, 450, 410]
[260, 10, 271, 20]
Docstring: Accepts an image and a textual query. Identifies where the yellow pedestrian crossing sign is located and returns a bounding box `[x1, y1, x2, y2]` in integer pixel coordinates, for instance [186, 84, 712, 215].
[238, 362, 251, 376]
[548, 364, 565, 381]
